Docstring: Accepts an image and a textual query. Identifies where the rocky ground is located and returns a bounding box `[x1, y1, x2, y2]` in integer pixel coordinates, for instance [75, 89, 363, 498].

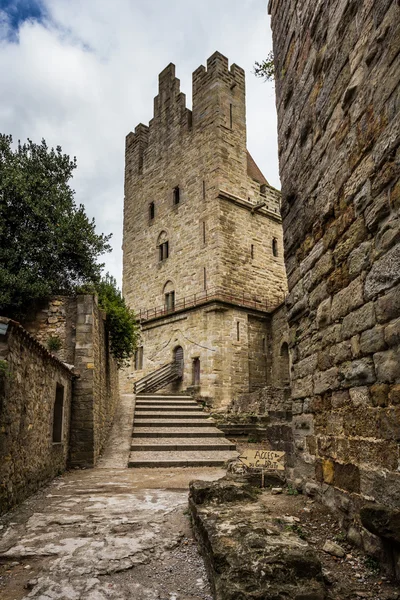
[0, 394, 222, 600]
[1, 400, 399, 600]
[0, 466, 224, 600]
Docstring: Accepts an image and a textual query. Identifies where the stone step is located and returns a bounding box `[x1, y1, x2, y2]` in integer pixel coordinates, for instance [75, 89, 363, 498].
[130, 437, 236, 451]
[133, 418, 214, 427]
[135, 405, 200, 412]
[135, 394, 193, 400]
[132, 427, 224, 438]
[134, 411, 209, 419]
[135, 400, 198, 405]
[128, 449, 238, 468]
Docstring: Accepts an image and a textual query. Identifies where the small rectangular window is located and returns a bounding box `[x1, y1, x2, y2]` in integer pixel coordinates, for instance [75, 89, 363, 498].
[203, 267, 207, 290]
[251, 244, 254, 259]
[272, 238, 278, 257]
[237, 322, 240, 341]
[53, 384, 64, 443]
[229, 103, 233, 129]
[159, 241, 169, 261]
[149, 202, 155, 220]
[202, 221, 206, 244]
[135, 346, 143, 370]
[165, 291, 175, 311]
[202, 180, 206, 200]
[173, 186, 180, 205]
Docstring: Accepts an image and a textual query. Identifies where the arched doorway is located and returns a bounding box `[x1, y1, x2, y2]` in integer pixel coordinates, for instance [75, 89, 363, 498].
[173, 346, 184, 377]
[280, 342, 290, 387]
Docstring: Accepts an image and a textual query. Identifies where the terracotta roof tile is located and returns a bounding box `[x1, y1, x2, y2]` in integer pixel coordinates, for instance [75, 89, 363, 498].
[246, 150, 269, 185]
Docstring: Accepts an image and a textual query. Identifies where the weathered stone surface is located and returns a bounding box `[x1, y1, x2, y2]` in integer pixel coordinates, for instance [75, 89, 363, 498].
[373, 350, 400, 383]
[348, 242, 371, 277]
[385, 318, 400, 347]
[364, 244, 400, 301]
[270, 0, 400, 579]
[189, 479, 258, 505]
[331, 277, 364, 322]
[339, 358, 376, 388]
[341, 303, 376, 339]
[359, 326, 386, 355]
[360, 503, 400, 544]
[0, 319, 74, 515]
[323, 540, 345, 558]
[314, 367, 339, 394]
[189, 479, 326, 600]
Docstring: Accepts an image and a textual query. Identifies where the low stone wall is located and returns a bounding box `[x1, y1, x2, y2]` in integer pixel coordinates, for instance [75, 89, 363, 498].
[24, 295, 120, 468]
[0, 318, 74, 515]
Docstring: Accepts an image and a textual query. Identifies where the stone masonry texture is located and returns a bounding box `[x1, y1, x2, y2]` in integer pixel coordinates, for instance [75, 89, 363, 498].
[270, 0, 400, 573]
[0, 318, 74, 514]
[24, 295, 119, 468]
[122, 52, 288, 407]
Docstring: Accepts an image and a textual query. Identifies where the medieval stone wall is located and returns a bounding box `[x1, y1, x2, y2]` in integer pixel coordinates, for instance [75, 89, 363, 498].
[270, 0, 400, 556]
[0, 318, 74, 514]
[23, 295, 119, 468]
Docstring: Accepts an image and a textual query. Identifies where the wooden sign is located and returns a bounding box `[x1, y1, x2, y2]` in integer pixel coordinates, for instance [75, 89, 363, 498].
[238, 449, 285, 470]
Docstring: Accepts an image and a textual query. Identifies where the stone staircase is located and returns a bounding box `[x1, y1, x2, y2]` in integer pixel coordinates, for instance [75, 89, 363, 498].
[129, 394, 238, 467]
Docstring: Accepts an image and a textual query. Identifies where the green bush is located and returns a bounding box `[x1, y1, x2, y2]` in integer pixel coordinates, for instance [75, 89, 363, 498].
[80, 274, 140, 369]
[47, 335, 62, 353]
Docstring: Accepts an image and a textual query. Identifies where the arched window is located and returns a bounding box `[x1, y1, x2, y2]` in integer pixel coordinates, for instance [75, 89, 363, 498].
[157, 231, 169, 262]
[149, 202, 155, 221]
[280, 342, 290, 387]
[174, 346, 184, 377]
[272, 238, 278, 257]
[163, 280, 175, 311]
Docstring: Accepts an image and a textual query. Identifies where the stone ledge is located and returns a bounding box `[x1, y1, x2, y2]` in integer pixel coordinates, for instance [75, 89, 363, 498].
[189, 478, 326, 600]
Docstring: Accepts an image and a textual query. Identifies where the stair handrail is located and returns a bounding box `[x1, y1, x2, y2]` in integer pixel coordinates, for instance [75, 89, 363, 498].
[134, 360, 181, 394]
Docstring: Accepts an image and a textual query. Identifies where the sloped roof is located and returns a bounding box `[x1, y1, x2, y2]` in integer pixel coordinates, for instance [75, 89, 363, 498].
[247, 151, 269, 186]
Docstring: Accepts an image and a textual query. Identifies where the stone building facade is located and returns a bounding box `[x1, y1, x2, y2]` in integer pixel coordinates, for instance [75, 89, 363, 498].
[270, 0, 400, 570]
[122, 52, 288, 407]
[0, 318, 74, 514]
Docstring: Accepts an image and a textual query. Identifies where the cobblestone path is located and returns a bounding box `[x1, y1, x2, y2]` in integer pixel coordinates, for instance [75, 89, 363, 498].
[0, 395, 224, 599]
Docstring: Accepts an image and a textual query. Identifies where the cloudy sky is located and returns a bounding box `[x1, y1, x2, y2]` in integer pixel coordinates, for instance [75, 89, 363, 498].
[0, 0, 278, 286]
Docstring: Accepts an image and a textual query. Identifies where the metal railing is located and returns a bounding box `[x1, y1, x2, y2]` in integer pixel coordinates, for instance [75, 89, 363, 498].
[134, 360, 182, 394]
[137, 287, 285, 323]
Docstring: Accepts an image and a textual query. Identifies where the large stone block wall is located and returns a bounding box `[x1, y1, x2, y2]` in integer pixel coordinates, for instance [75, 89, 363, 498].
[0, 318, 74, 514]
[70, 295, 119, 467]
[270, 0, 400, 551]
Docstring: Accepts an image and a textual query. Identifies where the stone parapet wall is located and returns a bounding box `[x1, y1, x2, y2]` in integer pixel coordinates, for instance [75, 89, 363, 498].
[23, 297, 77, 364]
[0, 318, 74, 514]
[270, 0, 400, 571]
[70, 295, 119, 467]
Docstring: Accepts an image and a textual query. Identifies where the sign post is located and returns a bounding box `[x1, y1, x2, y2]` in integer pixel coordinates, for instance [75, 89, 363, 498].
[238, 450, 285, 487]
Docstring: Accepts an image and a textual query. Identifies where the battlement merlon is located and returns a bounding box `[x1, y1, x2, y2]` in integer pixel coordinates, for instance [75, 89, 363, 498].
[125, 52, 246, 173]
[125, 123, 149, 177]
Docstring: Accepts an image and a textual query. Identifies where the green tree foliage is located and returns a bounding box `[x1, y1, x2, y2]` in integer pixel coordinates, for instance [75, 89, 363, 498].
[0, 135, 139, 367]
[253, 51, 275, 81]
[95, 274, 140, 368]
[0, 134, 111, 318]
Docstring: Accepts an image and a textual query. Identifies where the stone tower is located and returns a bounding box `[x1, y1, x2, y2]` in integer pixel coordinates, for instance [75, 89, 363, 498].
[122, 52, 288, 408]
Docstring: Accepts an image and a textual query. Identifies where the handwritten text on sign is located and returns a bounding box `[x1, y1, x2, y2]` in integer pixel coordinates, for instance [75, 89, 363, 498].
[239, 449, 285, 470]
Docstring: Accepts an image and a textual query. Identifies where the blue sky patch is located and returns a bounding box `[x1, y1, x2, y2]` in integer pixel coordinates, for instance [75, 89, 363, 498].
[0, 0, 46, 40]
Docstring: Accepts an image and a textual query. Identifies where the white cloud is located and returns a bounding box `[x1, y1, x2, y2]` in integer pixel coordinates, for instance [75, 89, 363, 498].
[0, 0, 278, 287]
